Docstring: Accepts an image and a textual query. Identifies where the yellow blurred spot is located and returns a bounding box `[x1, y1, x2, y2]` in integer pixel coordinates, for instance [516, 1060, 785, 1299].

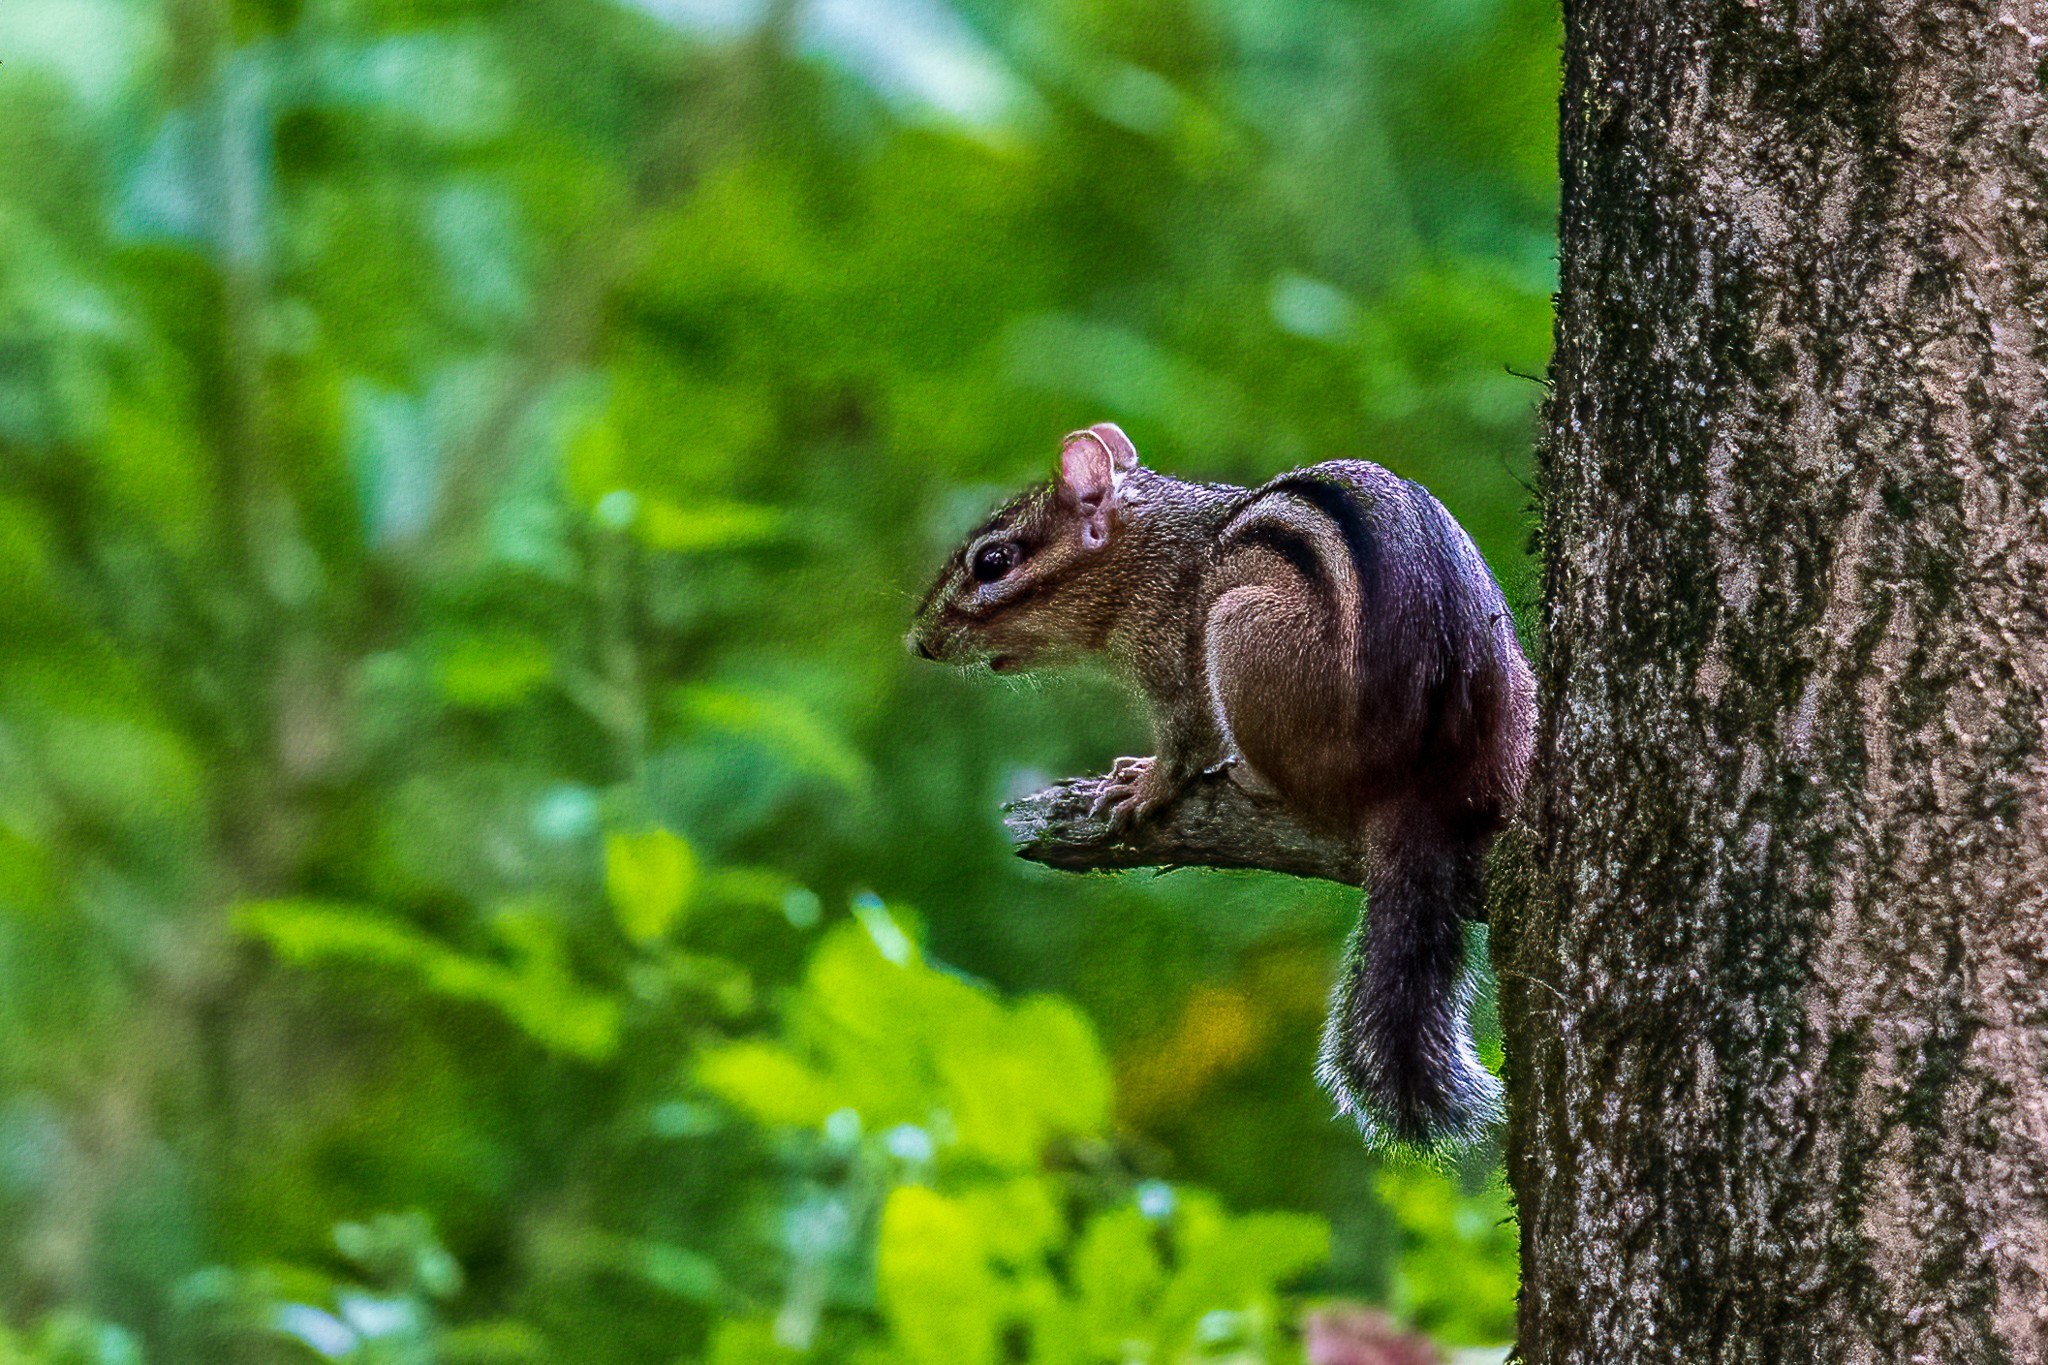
[1116, 985, 1263, 1125]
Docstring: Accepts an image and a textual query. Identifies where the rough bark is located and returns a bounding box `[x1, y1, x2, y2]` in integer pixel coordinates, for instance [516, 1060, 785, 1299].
[1503, 0, 2048, 1358]
[1005, 769, 1368, 887]
[1006, 771, 1539, 921]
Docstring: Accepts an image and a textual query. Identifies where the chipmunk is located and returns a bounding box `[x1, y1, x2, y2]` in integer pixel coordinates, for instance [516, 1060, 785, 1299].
[908, 423, 1535, 1147]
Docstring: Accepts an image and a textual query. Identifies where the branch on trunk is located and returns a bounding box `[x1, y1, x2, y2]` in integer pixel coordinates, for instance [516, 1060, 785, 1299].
[1003, 767, 1370, 887]
[1003, 766, 1539, 924]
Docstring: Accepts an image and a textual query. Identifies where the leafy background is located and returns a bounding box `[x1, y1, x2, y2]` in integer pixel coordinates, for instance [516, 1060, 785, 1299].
[0, 0, 1554, 1359]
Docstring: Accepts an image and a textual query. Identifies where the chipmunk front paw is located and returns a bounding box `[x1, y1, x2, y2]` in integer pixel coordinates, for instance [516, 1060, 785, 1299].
[1089, 756, 1176, 831]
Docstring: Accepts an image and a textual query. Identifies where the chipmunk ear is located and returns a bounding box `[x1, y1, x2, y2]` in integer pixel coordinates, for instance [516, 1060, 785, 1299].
[1058, 426, 1130, 550]
[1083, 422, 1140, 473]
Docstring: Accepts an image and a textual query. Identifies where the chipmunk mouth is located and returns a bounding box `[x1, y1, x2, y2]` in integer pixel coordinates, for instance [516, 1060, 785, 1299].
[988, 654, 1019, 672]
[907, 628, 961, 663]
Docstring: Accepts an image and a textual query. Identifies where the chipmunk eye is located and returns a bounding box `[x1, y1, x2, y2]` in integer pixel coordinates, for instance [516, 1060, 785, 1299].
[971, 541, 1018, 583]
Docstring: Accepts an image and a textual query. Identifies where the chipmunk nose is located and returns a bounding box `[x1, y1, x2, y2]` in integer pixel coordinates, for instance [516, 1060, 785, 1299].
[907, 632, 937, 661]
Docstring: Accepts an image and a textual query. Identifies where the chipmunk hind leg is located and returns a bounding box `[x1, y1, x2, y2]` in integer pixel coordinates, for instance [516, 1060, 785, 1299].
[1204, 579, 1361, 827]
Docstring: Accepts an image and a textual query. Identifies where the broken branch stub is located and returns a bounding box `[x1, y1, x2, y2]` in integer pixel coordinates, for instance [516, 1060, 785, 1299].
[1003, 768, 1535, 928]
[1002, 768, 1369, 888]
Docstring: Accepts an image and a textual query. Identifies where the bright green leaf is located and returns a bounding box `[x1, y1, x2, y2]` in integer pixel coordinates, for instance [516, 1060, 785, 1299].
[695, 1041, 834, 1128]
[635, 496, 783, 553]
[433, 632, 554, 709]
[1377, 1163, 1518, 1345]
[875, 1187, 997, 1365]
[235, 900, 620, 1061]
[1072, 1206, 1165, 1350]
[606, 828, 697, 945]
[679, 686, 873, 798]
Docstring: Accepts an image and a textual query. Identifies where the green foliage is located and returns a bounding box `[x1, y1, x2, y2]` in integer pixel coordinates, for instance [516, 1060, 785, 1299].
[0, 0, 1554, 1355]
[608, 828, 700, 945]
[700, 916, 1110, 1164]
[704, 911, 1325, 1364]
[873, 1186, 1326, 1365]
[0, 1316, 142, 1365]
[235, 899, 625, 1060]
[1376, 1163, 1520, 1346]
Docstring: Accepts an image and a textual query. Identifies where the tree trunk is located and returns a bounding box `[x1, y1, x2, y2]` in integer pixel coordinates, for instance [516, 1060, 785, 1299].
[1502, 0, 2048, 1358]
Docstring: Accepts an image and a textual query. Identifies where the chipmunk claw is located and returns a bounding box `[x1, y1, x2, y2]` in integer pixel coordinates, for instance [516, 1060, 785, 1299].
[1091, 756, 1171, 831]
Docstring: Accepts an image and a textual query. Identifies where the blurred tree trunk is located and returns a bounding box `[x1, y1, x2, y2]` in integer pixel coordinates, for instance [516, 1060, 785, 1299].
[1501, 0, 2048, 1358]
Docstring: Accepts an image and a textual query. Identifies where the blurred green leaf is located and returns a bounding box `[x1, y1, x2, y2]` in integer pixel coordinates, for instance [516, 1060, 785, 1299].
[1157, 1200, 1329, 1326]
[625, 1239, 721, 1301]
[433, 632, 554, 709]
[679, 686, 874, 798]
[0, 1313, 143, 1365]
[333, 1211, 464, 1299]
[875, 1187, 1000, 1365]
[636, 497, 785, 553]
[703, 1318, 804, 1365]
[694, 1041, 826, 1128]
[1376, 1163, 1518, 1345]
[236, 900, 620, 1060]
[1071, 1205, 1166, 1349]
[605, 827, 698, 945]
[698, 920, 1111, 1167]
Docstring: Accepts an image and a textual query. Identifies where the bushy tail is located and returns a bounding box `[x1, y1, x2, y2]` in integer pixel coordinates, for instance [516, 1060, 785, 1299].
[1318, 807, 1501, 1149]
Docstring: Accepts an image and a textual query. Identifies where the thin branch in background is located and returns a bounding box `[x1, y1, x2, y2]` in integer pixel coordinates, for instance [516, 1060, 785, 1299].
[416, 14, 804, 560]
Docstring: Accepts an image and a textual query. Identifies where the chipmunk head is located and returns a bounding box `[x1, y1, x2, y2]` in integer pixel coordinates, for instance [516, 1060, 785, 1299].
[907, 423, 1140, 672]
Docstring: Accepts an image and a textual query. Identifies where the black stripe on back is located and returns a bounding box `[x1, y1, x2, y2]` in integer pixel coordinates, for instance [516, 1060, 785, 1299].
[1261, 474, 1380, 605]
[1410, 486, 1485, 754]
[1224, 521, 1326, 588]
